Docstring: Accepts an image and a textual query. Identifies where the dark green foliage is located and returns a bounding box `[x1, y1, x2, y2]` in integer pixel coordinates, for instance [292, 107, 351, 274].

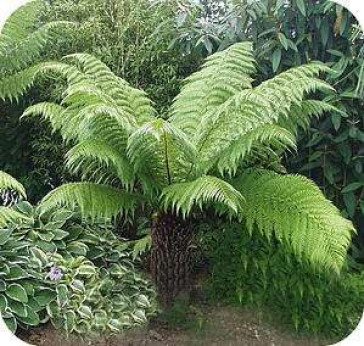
[201, 220, 364, 338]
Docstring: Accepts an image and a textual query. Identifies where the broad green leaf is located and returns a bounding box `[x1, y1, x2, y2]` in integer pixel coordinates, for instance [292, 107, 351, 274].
[278, 33, 288, 50]
[17, 307, 40, 326]
[56, 284, 68, 307]
[5, 284, 28, 303]
[272, 48, 282, 72]
[341, 183, 363, 194]
[0, 229, 12, 246]
[7, 299, 27, 317]
[4, 317, 17, 334]
[0, 294, 8, 311]
[296, 0, 306, 16]
[64, 310, 76, 333]
[7, 266, 28, 280]
[34, 289, 56, 306]
[343, 192, 356, 218]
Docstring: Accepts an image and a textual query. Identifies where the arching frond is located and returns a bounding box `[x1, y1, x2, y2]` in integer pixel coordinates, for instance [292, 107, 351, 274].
[216, 125, 296, 176]
[40, 183, 142, 220]
[127, 119, 196, 188]
[66, 140, 134, 188]
[0, 0, 41, 41]
[0, 206, 30, 227]
[161, 175, 245, 218]
[0, 61, 85, 101]
[0, 21, 77, 74]
[0, 171, 26, 198]
[233, 169, 355, 274]
[22, 102, 66, 133]
[194, 63, 333, 174]
[170, 42, 256, 137]
[278, 100, 346, 133]
[63, 53, 155, 124]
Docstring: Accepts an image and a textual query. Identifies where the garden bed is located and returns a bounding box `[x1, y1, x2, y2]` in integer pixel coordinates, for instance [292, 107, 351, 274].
[19, 304, 331, 346]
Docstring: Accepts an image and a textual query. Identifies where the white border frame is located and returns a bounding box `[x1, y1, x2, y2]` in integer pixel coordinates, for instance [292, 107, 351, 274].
[0, 0, 363, 345]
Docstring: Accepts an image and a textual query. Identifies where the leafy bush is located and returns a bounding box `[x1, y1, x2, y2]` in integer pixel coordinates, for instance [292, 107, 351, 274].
[0, 197, 157, 335]
[200, 219, 364, 338]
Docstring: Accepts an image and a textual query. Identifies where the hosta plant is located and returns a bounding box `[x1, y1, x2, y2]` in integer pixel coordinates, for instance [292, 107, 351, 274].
[35, 251, 156, 335]
[0, 42, 356, 304]
[0, 174, 157, 334]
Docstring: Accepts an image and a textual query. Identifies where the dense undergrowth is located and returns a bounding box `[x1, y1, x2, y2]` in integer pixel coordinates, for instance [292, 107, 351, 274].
[198, 219, 364, 338]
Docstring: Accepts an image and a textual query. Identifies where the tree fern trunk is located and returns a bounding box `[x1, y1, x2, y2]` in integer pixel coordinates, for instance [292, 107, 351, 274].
[151, 212, 193, 306]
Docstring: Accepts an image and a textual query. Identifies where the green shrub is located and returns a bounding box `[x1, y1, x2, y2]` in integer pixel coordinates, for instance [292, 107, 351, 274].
[200, 219, 364, 338]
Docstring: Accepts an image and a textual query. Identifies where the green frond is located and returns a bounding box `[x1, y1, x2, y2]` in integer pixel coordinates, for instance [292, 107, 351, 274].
[0, 21, 77, 74]
[278, 100, 346, 133]
[233, 169, 355, 274]
[170, 42, 256, 137]
[0, 61, 85, 101]
[216, 125, 296, 176]
[0, 206, 30, 227]
[194, 62, 333, 174]
[160, 175, 245, 218]
[0, 0, 41, 41]
[127, 119, 196, 188]
[66, 140, 134, 188]
[40, 183, 142, 220]
[0, 171, 26, 198]
[63, 53, 155, 124]
[22, 102, 66, 133]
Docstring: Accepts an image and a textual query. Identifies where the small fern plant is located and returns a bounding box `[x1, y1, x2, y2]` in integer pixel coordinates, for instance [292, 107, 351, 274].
[0, 41, 355, 304]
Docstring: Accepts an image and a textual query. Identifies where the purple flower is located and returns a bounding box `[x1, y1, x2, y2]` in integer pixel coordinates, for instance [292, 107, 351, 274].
[48, 266, 63, 281]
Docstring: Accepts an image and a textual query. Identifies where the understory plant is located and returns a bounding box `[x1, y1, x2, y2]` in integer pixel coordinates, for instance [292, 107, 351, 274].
[201, 219, 364, 338]
[0, 41, 356, 305]
[0, 174, 157, 334]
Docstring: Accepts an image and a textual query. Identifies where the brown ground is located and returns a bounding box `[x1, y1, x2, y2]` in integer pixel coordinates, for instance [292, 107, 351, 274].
[18, 304, 335, 346]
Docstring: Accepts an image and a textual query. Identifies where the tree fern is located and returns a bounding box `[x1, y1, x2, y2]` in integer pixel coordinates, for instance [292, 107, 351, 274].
[127, 119, 196, 188]
[0, 0, 77, 74]
[0, 38, 356, 293]
[66, 140, 134, 188]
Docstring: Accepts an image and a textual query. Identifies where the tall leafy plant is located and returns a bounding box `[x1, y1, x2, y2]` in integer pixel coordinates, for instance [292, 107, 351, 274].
[0, 42, 355, 304]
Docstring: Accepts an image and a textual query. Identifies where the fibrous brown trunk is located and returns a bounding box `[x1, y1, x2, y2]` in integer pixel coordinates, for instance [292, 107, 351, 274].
[150, 212, 193, 306]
